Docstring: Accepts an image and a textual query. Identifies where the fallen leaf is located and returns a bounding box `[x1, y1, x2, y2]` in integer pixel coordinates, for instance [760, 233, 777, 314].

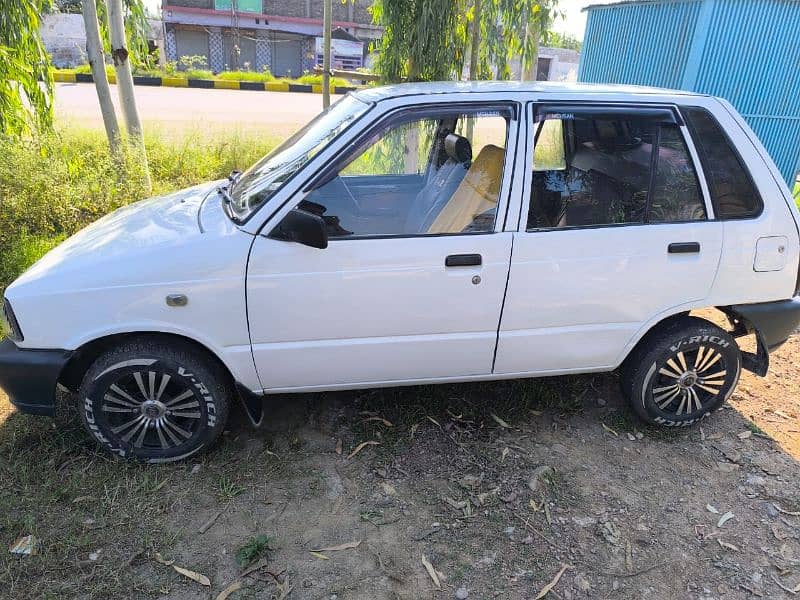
[535, 564, 570, 599]
[421, 554, 441, 588]
[309, 551, 329, 560]
[625, 540, 633, 572]
[718, 539, 739, 552]
[311, 540, 361, 552]
[173, 565, 211, 587]
[700, 427, 706, 441]
[738, 430, 753, 440]
[72, 495, 94, 504]
[626, 432, 636, 441]
[335, 439, 342, 455]
[707, 432, 724, 441]
[706, 504, 720, 514]
[529, 409, 543, 416]
[771, 573, 800, 594]
[491, 413, 511, 429]
[8, 535, 38, 556]
[773, 503, 800, 517]
[501, 447, 509, 462]
[361, 416, 393, 427]
[154, 552, 174, 566]
[426, 416, 442, 429]
[348, 440, 379, 459]
[216, 580, 243, 600]
[601, 423, 619, 437]
[717, 512, 735, 527]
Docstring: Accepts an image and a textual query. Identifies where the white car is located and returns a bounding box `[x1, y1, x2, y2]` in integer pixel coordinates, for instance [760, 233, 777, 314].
[2, 82, 799, 462]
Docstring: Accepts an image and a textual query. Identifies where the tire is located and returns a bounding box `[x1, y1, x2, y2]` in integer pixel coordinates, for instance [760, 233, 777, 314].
[78, 338, 231, 463]
[621, 317, 741, 427]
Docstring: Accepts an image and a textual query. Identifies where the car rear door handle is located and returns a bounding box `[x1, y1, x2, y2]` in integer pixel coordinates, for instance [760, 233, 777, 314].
[668, 242, 701, 254]
[445, 254, 482, 267]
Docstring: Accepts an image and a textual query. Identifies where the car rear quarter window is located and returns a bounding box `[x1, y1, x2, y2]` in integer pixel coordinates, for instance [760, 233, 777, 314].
[681, 106, 764, 219]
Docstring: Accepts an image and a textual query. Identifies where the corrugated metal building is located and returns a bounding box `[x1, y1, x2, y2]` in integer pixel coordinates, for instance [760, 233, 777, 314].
[579, 0, 800, 184]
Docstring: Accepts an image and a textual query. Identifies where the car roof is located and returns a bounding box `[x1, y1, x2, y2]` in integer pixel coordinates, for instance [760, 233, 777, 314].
[354, 80, 707, 103]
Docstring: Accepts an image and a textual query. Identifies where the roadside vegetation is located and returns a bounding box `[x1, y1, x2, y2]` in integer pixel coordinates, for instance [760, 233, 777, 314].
[0, 128, 279, 293]
[60, 58, 352, 89]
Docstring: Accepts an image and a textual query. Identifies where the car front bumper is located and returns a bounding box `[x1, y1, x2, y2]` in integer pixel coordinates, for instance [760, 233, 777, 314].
[0, 339, 72, 416]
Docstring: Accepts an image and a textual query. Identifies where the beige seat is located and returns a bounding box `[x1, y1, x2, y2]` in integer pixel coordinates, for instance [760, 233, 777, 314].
[428, 144, 505, 234]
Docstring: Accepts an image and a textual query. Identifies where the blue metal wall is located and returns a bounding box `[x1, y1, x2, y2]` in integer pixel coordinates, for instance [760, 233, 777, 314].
[579, 0, 800, 185]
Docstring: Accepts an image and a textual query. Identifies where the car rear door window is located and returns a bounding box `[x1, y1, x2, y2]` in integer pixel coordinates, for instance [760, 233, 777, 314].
[681, 106, 763, 219]
[528, 107, 707, 230]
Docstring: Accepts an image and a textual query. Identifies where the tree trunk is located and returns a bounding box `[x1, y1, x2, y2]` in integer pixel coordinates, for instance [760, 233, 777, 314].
[469, 0, 481, 81]
[81, 0, 121, 155]
[520, 19, 539, 82]
[322, 0, 332, 109]
[107, 0, 151, 191]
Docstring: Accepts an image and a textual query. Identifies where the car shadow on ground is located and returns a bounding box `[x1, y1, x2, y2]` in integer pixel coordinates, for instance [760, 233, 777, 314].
[1, 352, 799, 599]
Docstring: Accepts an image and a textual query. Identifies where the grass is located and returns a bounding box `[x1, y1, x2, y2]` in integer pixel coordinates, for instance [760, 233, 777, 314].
[235, 534, 273, 567]
[794, 181, 799, 210]
[0, 127, 279, 294]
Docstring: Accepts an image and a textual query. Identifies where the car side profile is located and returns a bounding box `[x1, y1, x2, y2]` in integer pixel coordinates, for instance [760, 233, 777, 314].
[1, 81, 799, 462]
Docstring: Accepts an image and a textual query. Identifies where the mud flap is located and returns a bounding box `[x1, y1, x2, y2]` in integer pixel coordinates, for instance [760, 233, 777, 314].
[236, 384, 265, 427]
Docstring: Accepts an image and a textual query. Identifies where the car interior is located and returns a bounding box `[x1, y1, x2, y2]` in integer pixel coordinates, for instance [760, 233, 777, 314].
[303, 113, 508, 237]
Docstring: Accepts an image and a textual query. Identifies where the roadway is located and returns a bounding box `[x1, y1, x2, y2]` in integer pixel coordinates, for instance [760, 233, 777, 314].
[54, 82, 339, 136]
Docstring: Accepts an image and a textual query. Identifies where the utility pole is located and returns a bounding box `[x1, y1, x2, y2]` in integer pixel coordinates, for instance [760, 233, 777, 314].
[322, 0, 332, 109]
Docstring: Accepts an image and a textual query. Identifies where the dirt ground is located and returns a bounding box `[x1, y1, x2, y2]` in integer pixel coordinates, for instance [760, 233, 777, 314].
[1, 334, 799, 600]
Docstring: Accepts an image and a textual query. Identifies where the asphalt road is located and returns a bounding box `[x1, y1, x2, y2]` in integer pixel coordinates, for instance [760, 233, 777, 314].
[55, 82, 338, 136]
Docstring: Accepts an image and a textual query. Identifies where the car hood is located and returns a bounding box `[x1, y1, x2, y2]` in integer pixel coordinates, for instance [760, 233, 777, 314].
[8, 181, 241, 296]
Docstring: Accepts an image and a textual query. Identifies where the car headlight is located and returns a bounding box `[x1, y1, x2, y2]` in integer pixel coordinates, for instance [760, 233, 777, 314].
[1, 298, 23, 342]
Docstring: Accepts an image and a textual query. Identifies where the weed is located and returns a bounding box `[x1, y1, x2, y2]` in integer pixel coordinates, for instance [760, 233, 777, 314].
[217, 474, 246, 501]
[235, 534, 274, 567]
[746, 420, 768, 436]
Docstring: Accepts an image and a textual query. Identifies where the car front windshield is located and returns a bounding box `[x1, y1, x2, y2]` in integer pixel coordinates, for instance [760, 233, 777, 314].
[229, 94, 371, 221]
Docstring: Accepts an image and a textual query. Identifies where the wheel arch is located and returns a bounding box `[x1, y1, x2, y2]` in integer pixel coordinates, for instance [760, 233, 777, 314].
[58, 331, 237, 393]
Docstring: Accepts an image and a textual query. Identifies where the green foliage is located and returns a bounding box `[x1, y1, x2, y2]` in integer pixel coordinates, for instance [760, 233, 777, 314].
[0, 127, 279, 291]
[217, 69, 276, 82]
[0, 0, 54, 135]
[793, 181, 799, 210]
[547, 30, 582, 52]
[235, 534, 274, 567]
[292, 73, 350, 88]
[371, 0, 562, 82]
[371, 0, 467, 81]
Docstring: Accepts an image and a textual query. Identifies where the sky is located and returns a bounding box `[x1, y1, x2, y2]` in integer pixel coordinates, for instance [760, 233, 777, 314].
[147, 0, 595, 40]
[552, 0, 594, 40]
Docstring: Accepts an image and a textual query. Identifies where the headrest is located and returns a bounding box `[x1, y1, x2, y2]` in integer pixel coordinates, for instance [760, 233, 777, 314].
[444, 133, 472, 164]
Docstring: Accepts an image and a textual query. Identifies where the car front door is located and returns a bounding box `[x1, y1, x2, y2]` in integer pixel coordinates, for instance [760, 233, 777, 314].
[494, 102, 724, 375]
[247, 103, 519, 391]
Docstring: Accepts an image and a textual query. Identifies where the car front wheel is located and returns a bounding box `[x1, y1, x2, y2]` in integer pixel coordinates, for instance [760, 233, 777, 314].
[621, 317, 742, 427]
[78, 338, 230, 462]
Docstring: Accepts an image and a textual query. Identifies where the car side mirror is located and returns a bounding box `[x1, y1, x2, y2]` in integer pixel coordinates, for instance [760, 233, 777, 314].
[270, 208, 328, 249]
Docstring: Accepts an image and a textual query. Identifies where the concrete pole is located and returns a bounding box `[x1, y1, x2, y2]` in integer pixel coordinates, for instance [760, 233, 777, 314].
[322, 0, 332, 109]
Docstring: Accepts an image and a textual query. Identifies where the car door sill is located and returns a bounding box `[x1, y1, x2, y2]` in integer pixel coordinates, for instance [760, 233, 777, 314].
[261, 365, 616, 394]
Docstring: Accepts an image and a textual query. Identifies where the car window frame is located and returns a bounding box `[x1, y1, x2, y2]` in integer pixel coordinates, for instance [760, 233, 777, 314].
[519, 101, 716, 234]
[679, 105, 765, 221]
[296, 101, 521, 241]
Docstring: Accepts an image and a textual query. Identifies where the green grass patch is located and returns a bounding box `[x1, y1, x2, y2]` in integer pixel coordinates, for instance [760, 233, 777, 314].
[290, 73, 350, 88]
[0, 127, 279, 293]
[216, 70, 276, 82]
[793, 181, 799, 210]
[235, 534, 274, 567]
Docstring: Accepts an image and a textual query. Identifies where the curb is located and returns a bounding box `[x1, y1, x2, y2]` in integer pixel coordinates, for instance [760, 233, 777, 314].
[53, 71, 358, 95]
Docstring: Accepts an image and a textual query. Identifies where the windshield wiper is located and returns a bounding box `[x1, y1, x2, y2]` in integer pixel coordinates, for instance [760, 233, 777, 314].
[227, 170, 242, 194]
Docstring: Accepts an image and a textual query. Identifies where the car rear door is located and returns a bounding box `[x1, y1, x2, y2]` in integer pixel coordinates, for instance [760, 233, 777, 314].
[247, 103, 520, 391]
[494, 101, 724, 375]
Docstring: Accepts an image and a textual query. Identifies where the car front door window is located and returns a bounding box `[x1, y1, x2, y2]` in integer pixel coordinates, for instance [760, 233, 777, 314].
[301, 108, 511, 238]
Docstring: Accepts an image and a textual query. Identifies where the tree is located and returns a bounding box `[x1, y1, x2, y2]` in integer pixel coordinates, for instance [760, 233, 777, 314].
[0, 0, 54, 136]
[547, 31, 582, 52]
[371, 0, 561, 83]
[82, 0, 121, 154]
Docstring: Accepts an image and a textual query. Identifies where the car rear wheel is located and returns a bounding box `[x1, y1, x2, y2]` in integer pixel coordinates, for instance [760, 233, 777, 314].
[621, 317, 741, 427]
[78, 338, 230, 462]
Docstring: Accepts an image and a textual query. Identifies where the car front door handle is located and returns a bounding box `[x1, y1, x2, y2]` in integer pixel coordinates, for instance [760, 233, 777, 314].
[668, 242, 701, 254]
[445, 254, 482, 267]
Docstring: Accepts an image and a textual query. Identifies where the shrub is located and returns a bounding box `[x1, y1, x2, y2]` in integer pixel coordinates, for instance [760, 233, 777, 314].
[217, 69, 276, 82]
[0, 128, 279, 292]
[293, 73, 350, 88]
